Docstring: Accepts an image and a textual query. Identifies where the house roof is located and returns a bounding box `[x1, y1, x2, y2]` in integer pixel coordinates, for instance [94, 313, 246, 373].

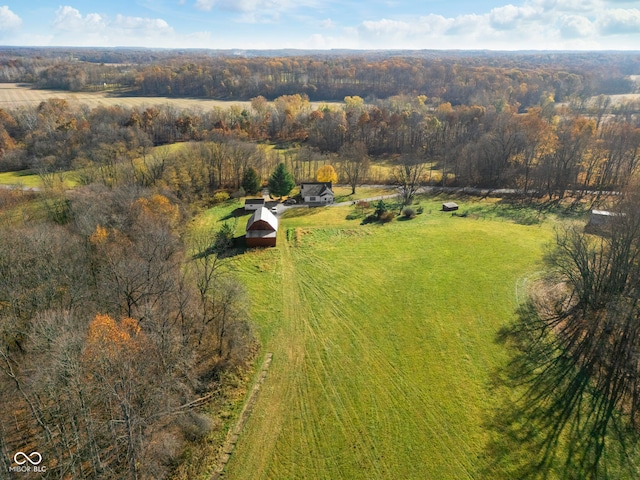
[244, 198, 265, 205]
[302, 182, 333, 197]
[246, 207, 278, 232]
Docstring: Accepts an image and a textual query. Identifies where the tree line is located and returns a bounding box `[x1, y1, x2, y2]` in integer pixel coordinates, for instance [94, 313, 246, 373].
[0, 48, 638, 107]
[0, 91, 638, 202]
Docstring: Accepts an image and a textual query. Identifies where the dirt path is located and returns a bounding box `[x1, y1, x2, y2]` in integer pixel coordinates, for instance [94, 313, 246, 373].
[221, 232, 309, 478]
[210, 352, 273, 479]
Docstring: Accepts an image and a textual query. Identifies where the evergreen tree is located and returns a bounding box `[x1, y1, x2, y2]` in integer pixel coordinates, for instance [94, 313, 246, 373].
[268, 163, 295, 198]
[242, 166, 262, 195]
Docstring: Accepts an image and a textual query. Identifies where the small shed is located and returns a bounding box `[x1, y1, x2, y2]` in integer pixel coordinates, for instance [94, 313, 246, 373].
[244, 198, 265, 211]
[587, 209, 624, 228]
[301, 182, 334, 205]
[442, 202, 459, 212]
[246, 207, 278, 247]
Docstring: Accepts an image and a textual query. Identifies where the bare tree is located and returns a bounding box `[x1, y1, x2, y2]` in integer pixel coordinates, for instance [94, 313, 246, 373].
[392, 153, 427, 207]
[496, 186, 640, 478]
[338, 140, 370, 194]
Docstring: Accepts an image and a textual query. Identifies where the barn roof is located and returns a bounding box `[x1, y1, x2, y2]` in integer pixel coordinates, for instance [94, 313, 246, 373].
[244, 198, 265, 205]
[246, 207, 278, 232]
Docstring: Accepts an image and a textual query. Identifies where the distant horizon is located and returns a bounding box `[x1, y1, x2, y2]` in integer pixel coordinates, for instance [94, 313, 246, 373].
[0, 1, 639, 52]
[1, 45, 639, 55]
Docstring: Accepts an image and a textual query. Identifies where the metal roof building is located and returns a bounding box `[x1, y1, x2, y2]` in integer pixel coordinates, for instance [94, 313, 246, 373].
[246, 207, 278, 247]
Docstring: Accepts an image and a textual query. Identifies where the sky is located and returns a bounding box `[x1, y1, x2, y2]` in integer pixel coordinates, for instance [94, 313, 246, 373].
[0, 0, 639, 51]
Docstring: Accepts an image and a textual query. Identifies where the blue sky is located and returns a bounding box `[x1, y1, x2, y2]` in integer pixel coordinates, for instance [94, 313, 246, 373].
[0, 0, 639, 50]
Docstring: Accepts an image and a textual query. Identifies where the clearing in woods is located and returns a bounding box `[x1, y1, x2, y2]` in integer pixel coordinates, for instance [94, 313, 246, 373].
[208, 198, 556, 479]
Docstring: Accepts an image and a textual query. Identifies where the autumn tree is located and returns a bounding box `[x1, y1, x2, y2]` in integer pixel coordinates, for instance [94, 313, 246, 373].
[316, 164, 338, 184]
[535, 115, 595, 199]
[268, 162, 296, 198]
[594, 119, 640, 191]
[82, 313, 168, 479]
[516, 107, 556, 194]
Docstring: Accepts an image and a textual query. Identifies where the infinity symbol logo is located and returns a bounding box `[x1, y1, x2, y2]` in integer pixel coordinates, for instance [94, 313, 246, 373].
[13, 451, 42, 465]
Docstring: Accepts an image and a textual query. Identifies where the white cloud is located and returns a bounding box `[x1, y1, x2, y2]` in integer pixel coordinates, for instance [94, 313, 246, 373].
[560, 14, 595, 38]
[597, 8, 640, 34]
[360, 15, 452, 39]
[193, 0, 322, 25]
[194, 0, 316, 13]
[533, 0, 599, 14]
[348, 0, 640, 50]
[489, 4, 540, 30]
[0, 5, 22, 30]
[446, 13, 489, 36]
[48, 6, 177, 47]
[113, 14, 173, 35]
[320, 18, 335, 29]
[53, 6, 105, 32]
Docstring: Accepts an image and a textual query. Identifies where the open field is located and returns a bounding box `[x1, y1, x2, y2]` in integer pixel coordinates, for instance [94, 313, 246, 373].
[0, 83, 252, 110]
[0, 83, 340, 110]
[0, 169, 42, 188]
[0, 169, 78, 189]
[191, 196, 562, 479]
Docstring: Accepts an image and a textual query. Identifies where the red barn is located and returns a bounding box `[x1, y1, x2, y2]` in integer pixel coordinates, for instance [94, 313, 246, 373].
[246, 207, 278, 247]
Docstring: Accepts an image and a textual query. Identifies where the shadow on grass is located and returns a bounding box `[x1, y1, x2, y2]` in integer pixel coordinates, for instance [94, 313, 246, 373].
[483, 303, 639, 479]
[280, 207, 318, 219]
[219, 207, 251, 221]
[192, 236, 248, 260]
[334, 193, 356, 203]
[456, 198, 590, 226]
[396, 215, 417, 222]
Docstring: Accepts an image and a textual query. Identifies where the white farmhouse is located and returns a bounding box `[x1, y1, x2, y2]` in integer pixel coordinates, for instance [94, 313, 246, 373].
[300, 182, 334, 205]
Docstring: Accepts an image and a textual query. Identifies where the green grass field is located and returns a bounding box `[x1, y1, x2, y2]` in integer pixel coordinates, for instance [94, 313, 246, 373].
[191, 196, 560, 479]
[0, 169, 79, 189]
[0, 170, 43, 188]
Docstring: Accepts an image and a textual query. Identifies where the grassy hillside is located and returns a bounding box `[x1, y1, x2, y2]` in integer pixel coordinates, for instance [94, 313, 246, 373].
[193, 197, 558, 479]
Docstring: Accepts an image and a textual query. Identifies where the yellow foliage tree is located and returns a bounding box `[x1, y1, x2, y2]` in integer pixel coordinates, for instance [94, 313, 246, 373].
[134, 193, 180, 227]
[316, 164, 338, 184]
[89, 225, 108, 244]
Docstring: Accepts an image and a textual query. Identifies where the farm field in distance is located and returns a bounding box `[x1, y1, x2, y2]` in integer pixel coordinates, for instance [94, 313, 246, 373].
[0, 83, 340, 110]
[0, 83, 252, 110]
[193, 196, 559, 479]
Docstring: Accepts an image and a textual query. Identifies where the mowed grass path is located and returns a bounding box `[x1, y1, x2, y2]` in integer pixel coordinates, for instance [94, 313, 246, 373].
[213, 200, 554, 479]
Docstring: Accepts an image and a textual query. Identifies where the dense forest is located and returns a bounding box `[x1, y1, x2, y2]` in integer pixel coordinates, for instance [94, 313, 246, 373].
[0, 48, 639, 479]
